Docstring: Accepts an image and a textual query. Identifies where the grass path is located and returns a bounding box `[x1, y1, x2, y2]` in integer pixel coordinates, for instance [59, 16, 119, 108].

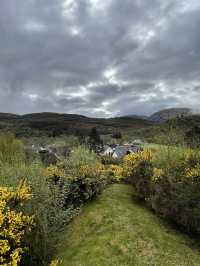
[56, 184, 200, 266]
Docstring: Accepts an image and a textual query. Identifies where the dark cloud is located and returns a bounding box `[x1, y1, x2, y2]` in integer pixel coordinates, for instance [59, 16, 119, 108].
[0, 0, 200, 117]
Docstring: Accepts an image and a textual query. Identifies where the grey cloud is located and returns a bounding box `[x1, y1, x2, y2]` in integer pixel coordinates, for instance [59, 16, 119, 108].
[0, 0, 200, 117]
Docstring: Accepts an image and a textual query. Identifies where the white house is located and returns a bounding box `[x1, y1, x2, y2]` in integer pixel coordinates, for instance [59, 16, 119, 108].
[101, 145, 142, 159]
[101, 145, 114, 156]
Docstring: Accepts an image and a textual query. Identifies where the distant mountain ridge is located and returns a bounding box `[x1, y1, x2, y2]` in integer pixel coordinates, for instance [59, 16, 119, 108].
[128, 108, 194, 123]
[149, 108, 193, 122]
[0, 108, 199, 138]
[0, 112, 153, 137]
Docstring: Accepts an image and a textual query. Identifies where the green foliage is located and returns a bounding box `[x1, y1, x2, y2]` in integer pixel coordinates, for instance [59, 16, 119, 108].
[0, 136, 105, 265]
[112, 131, 122, 139]
[101, 155, 122, 166]
[0, 180, 33, 266]
[64, 146, 100, 170]
[126, 147, 200, 236]
[55, 184, 200, 266]
[88, 127, 103, 152]
[0, 133, 25, 165]
[45, 147, 106, 209]
[185, 126, 200, 148]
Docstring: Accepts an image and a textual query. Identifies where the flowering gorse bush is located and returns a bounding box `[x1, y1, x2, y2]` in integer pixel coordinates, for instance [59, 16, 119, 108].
[0, 179, 33, 266]
[49, 259, 61, 266]
[44, 165, 66, 183]
[123, 150, 153, 178]
[151, 168, 164, 183]
[186, 163, 200, 182]
[106, 164, 124, 182]
[127, 147, 200, 235]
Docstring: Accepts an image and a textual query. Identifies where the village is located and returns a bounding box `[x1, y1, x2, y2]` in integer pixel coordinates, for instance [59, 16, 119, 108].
[26, 139, 144, 165]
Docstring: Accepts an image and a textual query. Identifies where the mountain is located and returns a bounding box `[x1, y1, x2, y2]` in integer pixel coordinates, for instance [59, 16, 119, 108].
[127, 114, 148, 120]
[149, 108, 192, 122]
[0, 112, 153, 137]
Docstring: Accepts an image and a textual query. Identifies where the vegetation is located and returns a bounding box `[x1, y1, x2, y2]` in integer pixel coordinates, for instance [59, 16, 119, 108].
[124, 147, 200, 236]
[88, 127, 103, 152]
[0, 180, 33, 265]
[0, 112, 153, 139]
[1, 123, 200, 265]
[0, 134, 107, 265]
[55, 184, 200, 266]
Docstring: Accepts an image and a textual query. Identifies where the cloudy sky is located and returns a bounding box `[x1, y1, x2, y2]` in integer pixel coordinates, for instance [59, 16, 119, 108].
[0, 0, 200, 117]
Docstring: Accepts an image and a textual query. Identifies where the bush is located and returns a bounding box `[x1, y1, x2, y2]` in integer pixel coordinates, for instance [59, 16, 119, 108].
[0, 133, 25, 165]
[123, 150, 153, 200]
[45, 148, 106, 209]
[106, 164, 124, 183]
[0, 180, 33, 265]
[101, 155, 122, 166]
[126, 148, 200, 236]
[0, 136, 106, 265]
[63, 146, 100, 170]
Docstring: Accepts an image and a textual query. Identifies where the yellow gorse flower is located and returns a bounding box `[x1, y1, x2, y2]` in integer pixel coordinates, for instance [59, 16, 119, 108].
[49, 259, 62, 266]
[152, 168, 164, 183]
[107, 164, 124, 181]
[0, 180, 33, 265]
[123, 150, 152, 177]
[186, 163, 200, 180]
[44, 165, 65, 179]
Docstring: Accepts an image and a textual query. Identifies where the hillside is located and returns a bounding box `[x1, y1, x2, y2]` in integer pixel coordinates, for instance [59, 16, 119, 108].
[149, 108, 192, 122]
[55, 184, 200, 266]
[0, 112, 154, 137]
[0, 110, 200, 141]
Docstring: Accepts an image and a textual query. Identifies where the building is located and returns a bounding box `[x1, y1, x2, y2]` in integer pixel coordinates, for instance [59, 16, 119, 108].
[101, 145, 142, 159]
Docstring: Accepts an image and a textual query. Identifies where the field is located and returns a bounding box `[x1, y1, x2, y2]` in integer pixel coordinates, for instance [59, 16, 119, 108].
[56, 184, 200, 266]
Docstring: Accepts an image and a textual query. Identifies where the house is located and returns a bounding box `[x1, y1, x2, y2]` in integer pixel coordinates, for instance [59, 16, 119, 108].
[101, 145, 142, 159]
[112, 146, 140, 159]
[101, 145, 115, 156]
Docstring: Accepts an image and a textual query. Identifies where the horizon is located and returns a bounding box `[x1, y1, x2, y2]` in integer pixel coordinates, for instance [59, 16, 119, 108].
[0, 106, 197, 119]
[1, 0, 200, 117]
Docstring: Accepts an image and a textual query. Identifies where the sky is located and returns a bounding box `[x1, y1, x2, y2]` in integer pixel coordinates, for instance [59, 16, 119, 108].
[0, 0, 200, 117]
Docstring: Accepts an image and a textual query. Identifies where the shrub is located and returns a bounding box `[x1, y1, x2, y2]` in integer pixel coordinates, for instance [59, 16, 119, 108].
[126, 148, 200, 236]
[123, 150, 153, 200]
[0, 135, 70, 266]
[106, 164, 124, 183]
[45, 159, 106, 209]
[101, 155, 122, 166]
[64, 146, 100, 170]
[0, 133, 25, 165]
[0, 137, 106, 265]
[0, 180, 33, 265]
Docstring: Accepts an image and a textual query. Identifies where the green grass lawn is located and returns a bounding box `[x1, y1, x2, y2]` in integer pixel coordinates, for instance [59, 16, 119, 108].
[55, 184, 200, 266]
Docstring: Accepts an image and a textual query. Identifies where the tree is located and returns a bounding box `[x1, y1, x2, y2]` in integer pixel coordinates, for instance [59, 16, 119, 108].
[88, 127, 102, 152]
[112, 131, 122, 139]
[75, 129, 86, 145]
[185, 126, 200, 148]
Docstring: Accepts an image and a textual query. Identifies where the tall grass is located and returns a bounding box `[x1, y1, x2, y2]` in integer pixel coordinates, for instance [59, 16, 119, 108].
[0, 133, 25, 166]
[0, 134, 105, 265]
[64, 146, 100, 169]
[0, 134, 68, 265]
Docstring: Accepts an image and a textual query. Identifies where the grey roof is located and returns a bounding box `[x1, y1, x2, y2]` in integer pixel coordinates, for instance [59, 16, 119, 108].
[113, 145, 141, 158]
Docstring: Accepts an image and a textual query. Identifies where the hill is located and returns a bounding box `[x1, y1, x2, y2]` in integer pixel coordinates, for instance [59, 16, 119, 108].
[0, 110, 200, 141]
[149, 108, 192, 122]
[0, 112, 154, 137]
[55, 184, 200, 266]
